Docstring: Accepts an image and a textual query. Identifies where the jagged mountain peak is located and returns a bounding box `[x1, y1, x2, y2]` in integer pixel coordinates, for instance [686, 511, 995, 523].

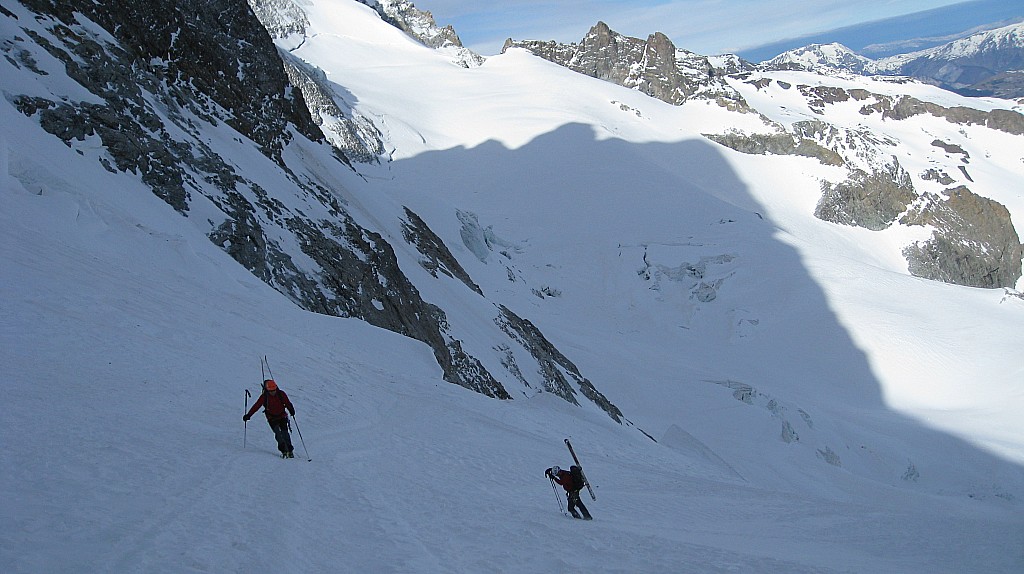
[503, 21, 749, 110]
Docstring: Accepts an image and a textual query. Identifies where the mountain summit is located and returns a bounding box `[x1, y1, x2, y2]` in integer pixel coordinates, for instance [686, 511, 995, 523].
[763, 42, 874, 74]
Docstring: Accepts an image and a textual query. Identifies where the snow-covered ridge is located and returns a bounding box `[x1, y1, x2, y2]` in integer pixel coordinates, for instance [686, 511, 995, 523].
[764, 42, 874, 74]
[895, 20, 1024, 63]
[763, 21, 1024, 97]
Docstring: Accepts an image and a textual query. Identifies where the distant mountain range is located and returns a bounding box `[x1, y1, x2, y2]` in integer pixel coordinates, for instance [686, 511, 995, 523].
[763, 21, 1024, 98]
[738, 0, 1023, 62]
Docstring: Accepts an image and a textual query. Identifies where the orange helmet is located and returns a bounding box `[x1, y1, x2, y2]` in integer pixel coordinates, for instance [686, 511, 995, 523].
[265, 379, 278, 391]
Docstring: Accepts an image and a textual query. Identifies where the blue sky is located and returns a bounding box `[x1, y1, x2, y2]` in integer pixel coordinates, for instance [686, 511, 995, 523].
[420, 0, 1022, 60]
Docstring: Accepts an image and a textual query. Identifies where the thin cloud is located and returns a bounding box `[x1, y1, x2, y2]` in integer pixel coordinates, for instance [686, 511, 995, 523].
[423, 0, 970, 55]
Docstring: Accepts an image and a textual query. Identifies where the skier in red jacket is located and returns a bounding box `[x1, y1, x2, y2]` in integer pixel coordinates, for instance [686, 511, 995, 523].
[243, 379, 296, 458]
[546, 465, 592, 519]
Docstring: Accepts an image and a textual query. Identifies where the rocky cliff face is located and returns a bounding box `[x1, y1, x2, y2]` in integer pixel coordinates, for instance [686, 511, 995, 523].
[503, 22, 749, 110]
[704, 127, 844, 166]
[15, 0, 322, 162]
[3, 0, 628, 419]
[901, 186, 1023, 289]
[814, 159, 917, 231]
[248, 0, 309, 39]
[859, 93, 1024, 136]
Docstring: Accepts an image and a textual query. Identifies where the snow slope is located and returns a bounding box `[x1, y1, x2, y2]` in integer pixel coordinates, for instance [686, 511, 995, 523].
[288, 0, 1024, 462]
[3, 0, 1024, 572]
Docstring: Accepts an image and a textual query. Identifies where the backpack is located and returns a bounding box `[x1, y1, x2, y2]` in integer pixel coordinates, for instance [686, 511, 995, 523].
[569, 465, 585, 490]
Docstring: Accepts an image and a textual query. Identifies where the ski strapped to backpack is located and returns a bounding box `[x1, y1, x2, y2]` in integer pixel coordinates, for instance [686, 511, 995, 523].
[564, 438, 596, 501]
[259, 355, 312, 462]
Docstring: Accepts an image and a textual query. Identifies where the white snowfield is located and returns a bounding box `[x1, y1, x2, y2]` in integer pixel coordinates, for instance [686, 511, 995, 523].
[2, 1, 1023, 572]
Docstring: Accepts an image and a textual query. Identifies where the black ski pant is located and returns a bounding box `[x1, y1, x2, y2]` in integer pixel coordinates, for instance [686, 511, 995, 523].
[567, 489, 591, 519]
[268, 417, 294, 454]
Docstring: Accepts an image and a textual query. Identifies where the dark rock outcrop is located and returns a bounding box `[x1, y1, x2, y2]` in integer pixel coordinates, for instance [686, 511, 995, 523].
[496, 306, 624, 423]
[931, 139, 969, 159]
[901, 186, 1022, 288]
[705, 130, 844, 166]
[921, 169, 956, 186]
[815, 159, 917, 231]
[402, 208, 483, 295]
[19, 0, 323, 157]
[860, 94, 1024, 136]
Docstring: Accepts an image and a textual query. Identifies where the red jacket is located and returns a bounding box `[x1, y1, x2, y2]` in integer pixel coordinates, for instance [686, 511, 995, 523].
[246, 389, 294, 421]
[552, 469, 578, 492]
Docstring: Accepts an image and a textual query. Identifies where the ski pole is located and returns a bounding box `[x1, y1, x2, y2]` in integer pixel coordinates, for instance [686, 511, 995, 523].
[244, 388, 251, 448]
[549, 477, 565, 514]
[291, 413, 312, 462]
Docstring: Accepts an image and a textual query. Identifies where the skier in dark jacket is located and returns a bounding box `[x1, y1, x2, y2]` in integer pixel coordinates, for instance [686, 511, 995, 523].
[546, 465, 592, 519]
[243, 379, 296, 458]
